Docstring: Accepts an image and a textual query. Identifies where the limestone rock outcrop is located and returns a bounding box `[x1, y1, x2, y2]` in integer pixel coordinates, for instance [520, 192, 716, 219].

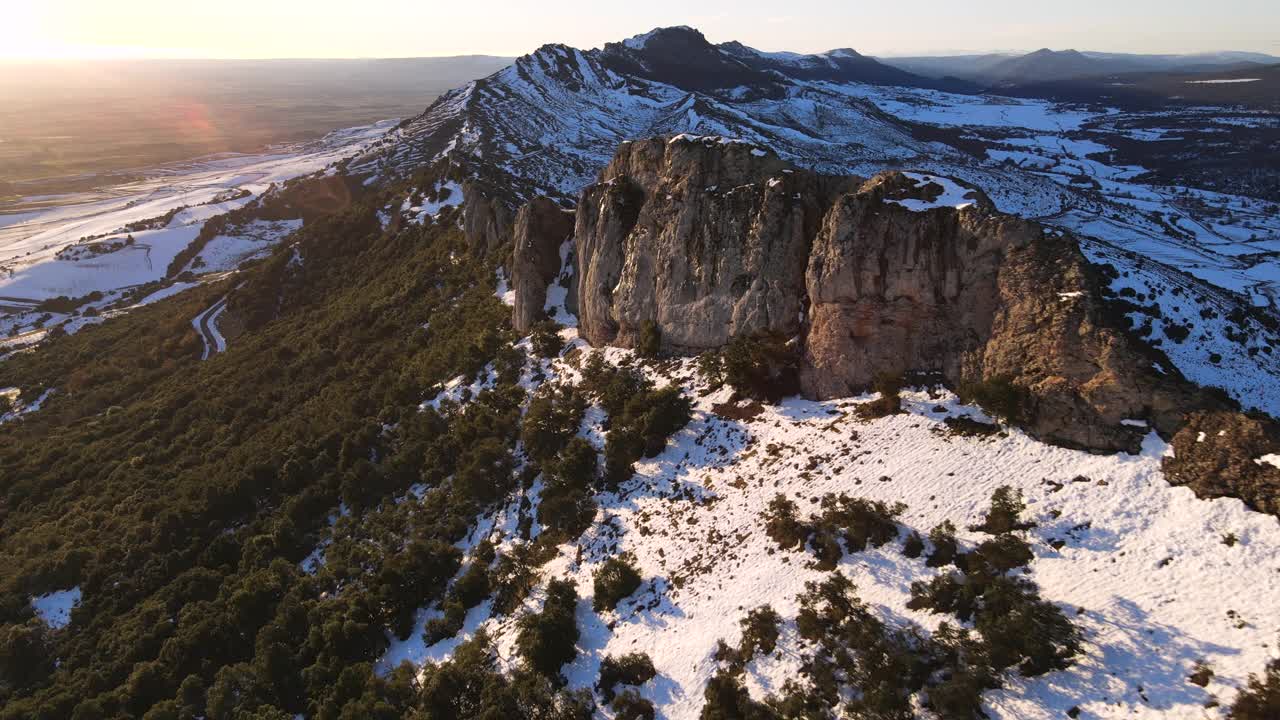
[801, 172, 1008, 399]
[511, 197, 576, 332]
[462, 180, 514, 257]
[575, 136, 854, 350]
[561, 136, 1242, 453]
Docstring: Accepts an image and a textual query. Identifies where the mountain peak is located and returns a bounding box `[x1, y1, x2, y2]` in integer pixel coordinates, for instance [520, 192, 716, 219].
[600, 26, 777, 93]
[619, 25, 708, 51]
[1028, 47, 1086, 58]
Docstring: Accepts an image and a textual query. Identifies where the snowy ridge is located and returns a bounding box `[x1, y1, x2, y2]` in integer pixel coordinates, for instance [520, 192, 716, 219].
[351, 42, 942, 201]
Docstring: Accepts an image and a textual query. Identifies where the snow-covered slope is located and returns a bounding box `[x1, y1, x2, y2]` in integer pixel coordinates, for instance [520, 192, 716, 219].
[369, 316, 1280, 720]
[353, 42, 946, 201]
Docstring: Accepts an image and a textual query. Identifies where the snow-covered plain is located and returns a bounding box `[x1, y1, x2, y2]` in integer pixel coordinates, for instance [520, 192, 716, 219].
[378, 327, 1280, 720]
[0, 121, 392, 348]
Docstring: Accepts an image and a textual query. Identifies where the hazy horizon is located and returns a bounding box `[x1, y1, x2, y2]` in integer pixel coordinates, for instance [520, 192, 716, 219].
[6, 1, 1279, 61]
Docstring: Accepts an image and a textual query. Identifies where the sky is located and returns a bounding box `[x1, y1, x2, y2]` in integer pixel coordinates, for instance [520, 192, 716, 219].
[3, 0, 1278, 60]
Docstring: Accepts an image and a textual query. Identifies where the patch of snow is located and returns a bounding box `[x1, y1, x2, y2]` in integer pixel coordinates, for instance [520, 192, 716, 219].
[401, 180, 465, 224]
[889, 172, 977, 212]
[495, 268, 515, 306]
[31, 586, 81, 629]
[131, 281, 200, 308]
[1185, 78, 1261, 84]
[1, 387, 52, 424]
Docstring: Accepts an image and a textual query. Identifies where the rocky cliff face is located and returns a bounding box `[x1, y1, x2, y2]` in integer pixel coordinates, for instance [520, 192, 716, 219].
[511, 197, 575, 333]
[801, 172, 1009, 399]
[461, 180, 513, 257]
[973, 230, 1223, 450]
[574, 136, 853, 350]
[555, 136, 1234, 452]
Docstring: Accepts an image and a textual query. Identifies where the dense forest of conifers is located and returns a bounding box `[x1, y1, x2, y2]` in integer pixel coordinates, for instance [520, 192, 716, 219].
[0, 189, 576, 718]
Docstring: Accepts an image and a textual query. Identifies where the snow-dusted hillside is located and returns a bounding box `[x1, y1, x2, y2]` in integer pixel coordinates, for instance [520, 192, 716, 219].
[361, 310, 1280, 720]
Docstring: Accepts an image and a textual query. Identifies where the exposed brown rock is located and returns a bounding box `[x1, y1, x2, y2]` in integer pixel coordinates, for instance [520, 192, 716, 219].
[801, 173, 1007, 399]
[462, 180, 514, 256]
[568, 136, 1243, 454]
[574, 136, 853, 350]
[798, 172, 1223, 451]
[974, 232, 1222, 451]
[511, 197, 575, 332]
[1164, 411, 1280, 515]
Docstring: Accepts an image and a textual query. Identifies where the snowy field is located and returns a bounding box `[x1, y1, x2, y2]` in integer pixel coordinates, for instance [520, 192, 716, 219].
[0, 120, 392, 348]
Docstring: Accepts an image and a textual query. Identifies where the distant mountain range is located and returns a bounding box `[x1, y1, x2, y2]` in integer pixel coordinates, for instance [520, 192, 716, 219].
[880, 48, 1279, 85]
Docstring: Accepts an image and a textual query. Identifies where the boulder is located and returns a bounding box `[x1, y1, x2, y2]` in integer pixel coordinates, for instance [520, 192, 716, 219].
[1164, 411, 1280, 515]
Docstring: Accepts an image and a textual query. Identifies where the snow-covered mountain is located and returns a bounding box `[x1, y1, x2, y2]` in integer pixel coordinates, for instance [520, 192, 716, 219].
[353, 27, 960, 203]
[353, 26, 1280, 420]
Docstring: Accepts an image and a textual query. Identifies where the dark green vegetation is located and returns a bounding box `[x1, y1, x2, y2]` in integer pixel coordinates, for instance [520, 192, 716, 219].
[597, 652, 656, 704]
[712, 605, 782, 672]
[714, 488, 1080, 719]
[908, 487, 1080, 677]
[529, 320, 566, 359]
[762, 493, 905, 570]
[579, 353, 693, 487]
[417, 629, 593, 720]
[697, 332, 799, 403]
[591, 555, 643, 612]
[701, 573, 1002, 720]
[957, 376, 1029, 424]
[514, 578, 580, 681]
[0, 168, 703, 717]
[1230, 654, 1280, 719]
[0, 184, 559, 717]
[855, 373, 905, 419]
